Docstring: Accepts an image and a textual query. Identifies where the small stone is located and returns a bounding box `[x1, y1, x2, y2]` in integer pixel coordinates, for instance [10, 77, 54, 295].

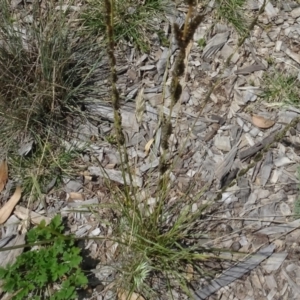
[231, 241, 241, 251]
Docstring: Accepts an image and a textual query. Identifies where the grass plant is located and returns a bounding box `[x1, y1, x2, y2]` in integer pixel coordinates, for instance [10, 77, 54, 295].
[215, 0, 248, 35]
[100, 0, 224, 297]
[0, 1, 79, 138]
[261, 70, 300, 107]
[81, 0, 171, 52]
[97, 0, 270, 297]
[9, 138, 79, 198]
[0, 0, 102, 199]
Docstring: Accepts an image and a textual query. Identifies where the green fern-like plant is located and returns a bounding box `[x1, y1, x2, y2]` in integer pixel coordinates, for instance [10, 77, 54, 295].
[0, 215, 88, 300]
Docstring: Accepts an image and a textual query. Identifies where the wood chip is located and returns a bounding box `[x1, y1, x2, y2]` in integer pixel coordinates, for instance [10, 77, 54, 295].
[0, 160, 8, 193]
[260, 151, 273, 186]
[263, 252, 288, 273]
[215, 141, 240, 182]
[202, 31, 229, 60]
[239, 130, 278, 160]
[88, 166, 143, 187]
[235, 63, 266, 75]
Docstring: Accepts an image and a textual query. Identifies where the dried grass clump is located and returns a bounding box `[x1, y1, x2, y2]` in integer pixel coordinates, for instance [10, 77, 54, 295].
[0, 1, 97, 143]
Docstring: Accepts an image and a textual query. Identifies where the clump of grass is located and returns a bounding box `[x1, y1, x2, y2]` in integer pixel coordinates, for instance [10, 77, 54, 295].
[102, 0, 222, 297]
[9, 138, 79, 198]
[81, 0, 172, 52]
[197, 37, 206, 49]
[0, 1, 91, 140]
[0, 1, 102, 198]
[261, 70, 300, 107]
[215, 0, 248, 35]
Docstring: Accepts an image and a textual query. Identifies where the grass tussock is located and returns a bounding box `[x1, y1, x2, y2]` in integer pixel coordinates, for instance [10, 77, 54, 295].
[0, 1, 102, 196]
[261, 70, 300, 107]
[0, 1, 93, 139]
[10, 138, 79, 198]
[215, 0, 248, 35]
[81, 0, 172, 52]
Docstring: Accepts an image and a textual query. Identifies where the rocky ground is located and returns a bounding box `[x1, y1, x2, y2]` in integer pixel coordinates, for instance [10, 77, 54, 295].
[2, 0, 300, 299]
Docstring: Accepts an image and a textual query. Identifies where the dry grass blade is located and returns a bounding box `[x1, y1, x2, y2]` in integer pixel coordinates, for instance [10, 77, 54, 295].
[135, 87, 145, 124]
[144, 138, 154, 156]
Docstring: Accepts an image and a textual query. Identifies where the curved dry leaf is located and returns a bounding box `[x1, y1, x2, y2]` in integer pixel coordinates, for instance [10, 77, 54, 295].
[252, 114, 275, 129]
[0, 186, 22, 224]
[0, 160, 8, 193]
[144, 138, 154, 156]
